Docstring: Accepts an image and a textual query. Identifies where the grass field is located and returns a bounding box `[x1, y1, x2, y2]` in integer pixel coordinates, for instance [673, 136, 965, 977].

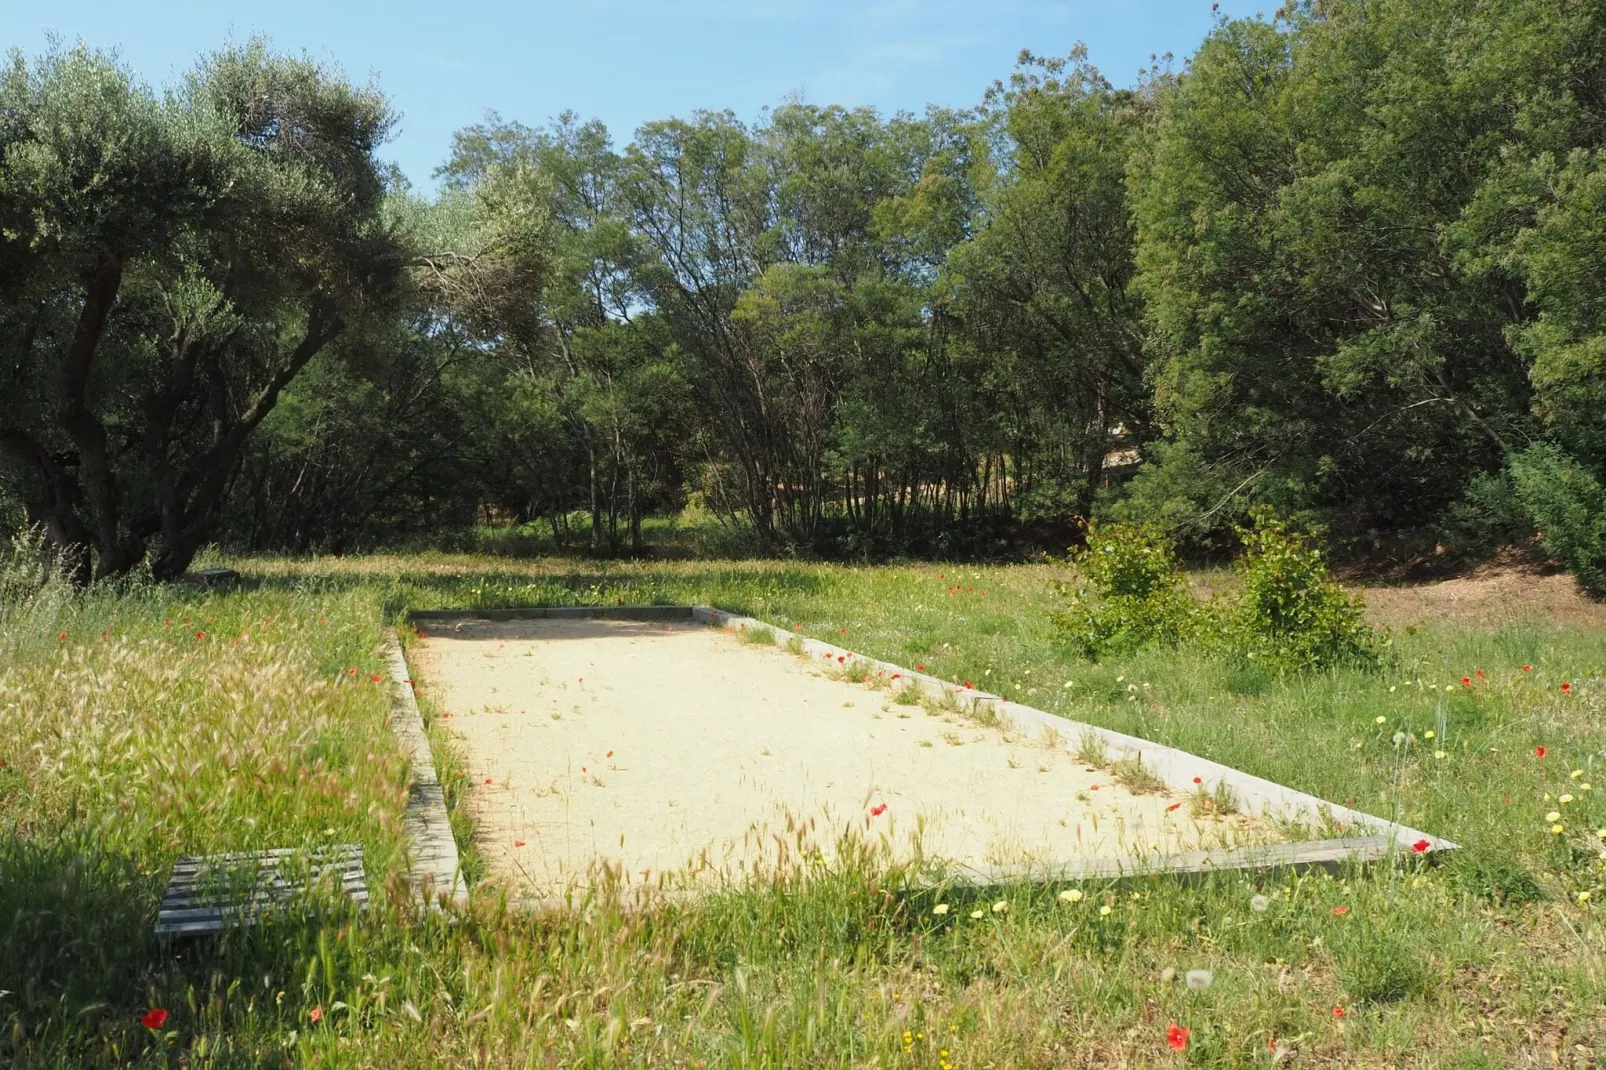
[3, 549, 1605, 1066]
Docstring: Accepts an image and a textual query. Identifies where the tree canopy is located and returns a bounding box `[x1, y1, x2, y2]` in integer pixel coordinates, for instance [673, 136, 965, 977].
[5, 0, 1606, 581]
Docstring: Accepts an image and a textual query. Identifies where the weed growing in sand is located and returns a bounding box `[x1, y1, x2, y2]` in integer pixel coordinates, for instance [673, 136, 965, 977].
[1111, 757, 1167, 795]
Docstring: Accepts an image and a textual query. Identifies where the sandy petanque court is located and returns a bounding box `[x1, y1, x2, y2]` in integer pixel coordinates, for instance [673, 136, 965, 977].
[408, 618, 1285, 896]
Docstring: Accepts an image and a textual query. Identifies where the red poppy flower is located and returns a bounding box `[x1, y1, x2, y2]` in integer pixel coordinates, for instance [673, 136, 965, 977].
[980, 591, 987, 597]
[1332, 1006, 1346, 1019]
[1192, 776, 1202, 785]
[141, 1008, 168, 1029]
[309, 1005, 323, 1023]
[606, 750, 614, 758]
[1476, 669, 1485, 679]
[870, 803, 888, 816]
[964, 682, 974, 689]
[1411, 839, 1430, 854]
[319, 618, 327, 626]
[1523, 664, 1533, 672]
[1536, 746, 1547, 758]
[917, 664, 926, 671]
[514, 840, 526, 847]
[1166, 802, 1182, 812]
[1090, 784, 1100, 791]
[1165, 1022, 1189, 1051]
[194, 631, 205, 640]
[1561, 682, 1574, 693]
[1461, 676, 1471, 687]
[837, 655, 846, 663]
[939, 574, 945, 579]
[484, 778, 492, 785]
[418, 630, 427, 638]
[581, 766, 587, 773]
[57, 632, 66, 642]
[840, 628, 847, 634]
[1331, 905, 1350, 916]
[347, 668, 357, 676]
[370, 675, 382, 684]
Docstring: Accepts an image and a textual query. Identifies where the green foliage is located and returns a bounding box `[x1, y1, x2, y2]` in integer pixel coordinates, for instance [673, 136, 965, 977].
[1125, 0, 1606, 550]
[0, 41, 407, 581]
[1334, 929, 1433, 1004]
[1445, 848, 1544, 905]
[1054, 522, 1197, 658]
[1223, 510, 1380, 672]
[1508, 444, 1606, 590]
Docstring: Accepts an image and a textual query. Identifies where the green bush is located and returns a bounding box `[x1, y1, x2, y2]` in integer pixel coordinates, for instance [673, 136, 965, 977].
[1508, 443, 1606, 591]
[1439, 469, 1532, 560]
[1222, 509, 1380, 672]
[1053, 522, 1198, 658]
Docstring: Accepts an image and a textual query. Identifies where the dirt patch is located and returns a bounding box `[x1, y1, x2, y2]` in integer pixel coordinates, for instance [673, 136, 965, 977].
[1352, 564, 1606, 629]
[409, 618, 1278, 897]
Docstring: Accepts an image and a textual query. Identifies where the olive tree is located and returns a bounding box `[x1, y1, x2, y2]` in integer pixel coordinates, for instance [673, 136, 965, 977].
[0, 42, 406, 581]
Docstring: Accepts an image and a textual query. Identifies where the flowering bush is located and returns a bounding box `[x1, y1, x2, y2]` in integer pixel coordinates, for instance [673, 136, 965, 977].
[1053, 522, 1198, 658]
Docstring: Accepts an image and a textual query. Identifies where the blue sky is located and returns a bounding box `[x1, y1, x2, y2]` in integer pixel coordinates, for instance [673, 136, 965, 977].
[8, 0, 1263, 191]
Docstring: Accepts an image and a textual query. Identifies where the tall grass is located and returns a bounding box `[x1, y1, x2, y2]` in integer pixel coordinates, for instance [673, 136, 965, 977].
[3, 544, 1604, 1065]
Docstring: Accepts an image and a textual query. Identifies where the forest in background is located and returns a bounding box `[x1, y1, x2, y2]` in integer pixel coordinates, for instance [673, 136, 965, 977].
[3, 0, 1606, 583]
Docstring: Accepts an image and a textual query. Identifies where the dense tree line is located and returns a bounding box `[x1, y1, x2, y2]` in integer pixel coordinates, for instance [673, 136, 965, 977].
[4, 0, 1606, 581]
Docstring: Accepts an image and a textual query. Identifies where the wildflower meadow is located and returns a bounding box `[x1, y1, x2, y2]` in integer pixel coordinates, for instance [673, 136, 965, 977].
[2, 548, 1604, 1066]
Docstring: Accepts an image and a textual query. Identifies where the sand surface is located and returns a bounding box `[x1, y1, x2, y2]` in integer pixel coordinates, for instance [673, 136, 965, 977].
[410, 619, 1279, 895]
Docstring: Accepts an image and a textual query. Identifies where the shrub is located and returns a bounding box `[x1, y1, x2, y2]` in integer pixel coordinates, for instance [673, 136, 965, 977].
[1507, 443, 1606, 591]
[1053, 522, 1198, 659]
[1223, 509, 1380, 672]
[1439, 468, 1532, 561]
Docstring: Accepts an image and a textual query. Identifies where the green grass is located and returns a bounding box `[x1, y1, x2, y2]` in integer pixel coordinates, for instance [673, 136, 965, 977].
[4, 550, 1605, 1065]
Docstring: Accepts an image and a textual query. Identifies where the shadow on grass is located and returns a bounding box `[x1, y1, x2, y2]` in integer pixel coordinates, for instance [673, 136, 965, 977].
[0, 833, 389, 1065]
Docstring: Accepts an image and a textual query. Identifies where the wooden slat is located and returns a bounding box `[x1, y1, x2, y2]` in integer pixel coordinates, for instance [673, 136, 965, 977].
[155, 845, 367, 936]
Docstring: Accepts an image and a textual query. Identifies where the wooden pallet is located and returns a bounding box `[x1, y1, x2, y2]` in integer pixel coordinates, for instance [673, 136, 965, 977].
[156, 845, 367, 936]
